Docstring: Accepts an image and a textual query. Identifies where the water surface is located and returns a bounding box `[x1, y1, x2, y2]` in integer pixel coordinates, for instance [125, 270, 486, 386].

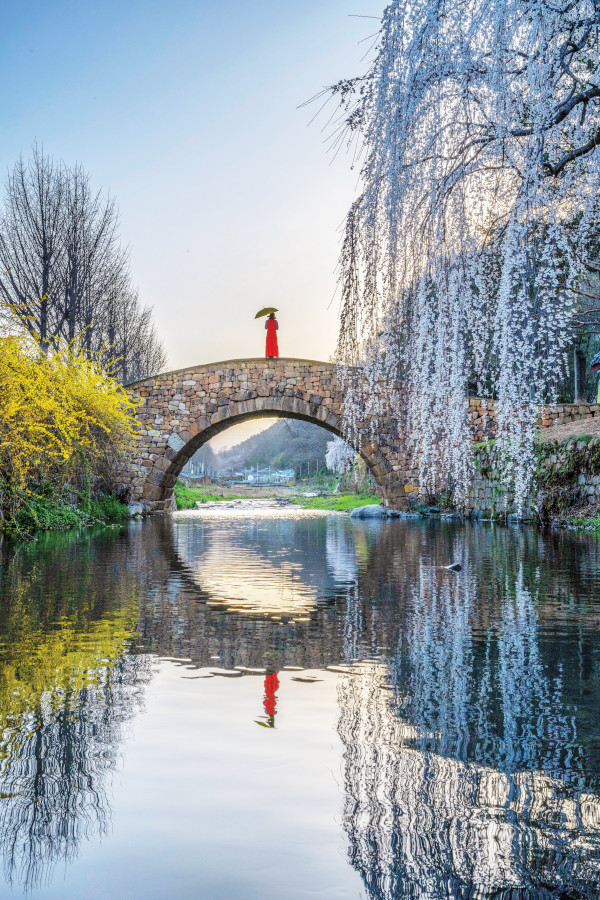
[0, 511, 599, 898]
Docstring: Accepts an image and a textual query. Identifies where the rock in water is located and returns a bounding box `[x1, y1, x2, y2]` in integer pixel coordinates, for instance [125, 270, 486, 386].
[350, 504, 388, 519]
[127, 502, 149, 517]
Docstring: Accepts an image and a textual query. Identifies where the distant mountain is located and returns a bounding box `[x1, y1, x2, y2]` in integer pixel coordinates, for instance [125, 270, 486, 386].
[217, 419, 331, 474]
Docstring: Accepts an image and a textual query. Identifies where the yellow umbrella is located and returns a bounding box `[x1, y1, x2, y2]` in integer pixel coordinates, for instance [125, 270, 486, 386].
[255, 307, 279, 319]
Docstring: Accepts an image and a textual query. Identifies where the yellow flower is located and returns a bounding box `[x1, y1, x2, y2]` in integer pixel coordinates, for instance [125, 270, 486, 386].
[0, 329, 139, 521]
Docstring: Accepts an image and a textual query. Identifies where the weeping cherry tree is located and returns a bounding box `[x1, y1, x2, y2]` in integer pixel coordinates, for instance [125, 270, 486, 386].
[321, 0, 600, 507]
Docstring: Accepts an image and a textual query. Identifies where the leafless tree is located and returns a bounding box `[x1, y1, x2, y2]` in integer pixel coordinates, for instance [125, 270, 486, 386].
[0, 146, 167, 380]
[0, 146, 65, 349]
[60, 163, 124, 346]
[105, 287, 167, 384]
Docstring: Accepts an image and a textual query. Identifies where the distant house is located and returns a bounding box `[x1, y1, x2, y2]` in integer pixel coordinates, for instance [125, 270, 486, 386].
[235, 468, 295, 485]
[273, 469, 295, 484]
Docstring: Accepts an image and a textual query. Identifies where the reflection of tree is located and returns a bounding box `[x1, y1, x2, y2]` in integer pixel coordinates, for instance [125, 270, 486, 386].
[0, 656, 151, 890]
[3, 512, 600, 896]
[340, 666, 600, 898]
[338, 527, 600, 899]
[0, 532, 152, 891]
[325, 519, 358, 586]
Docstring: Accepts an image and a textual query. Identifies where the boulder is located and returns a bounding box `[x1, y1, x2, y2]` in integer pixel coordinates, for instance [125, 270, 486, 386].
[127, 502, 150, 518]
[350, 504, 390, 519]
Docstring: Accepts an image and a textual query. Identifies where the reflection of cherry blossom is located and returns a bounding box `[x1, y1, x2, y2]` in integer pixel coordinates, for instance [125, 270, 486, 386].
[338, 556, 600, 898]
[340, 664, 600, 899]
[325, 519, 358, 585]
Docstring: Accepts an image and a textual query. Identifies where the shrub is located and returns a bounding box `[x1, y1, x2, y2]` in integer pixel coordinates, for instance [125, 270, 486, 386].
[88, 494, 129, 523]
[0, 331, 138, 532]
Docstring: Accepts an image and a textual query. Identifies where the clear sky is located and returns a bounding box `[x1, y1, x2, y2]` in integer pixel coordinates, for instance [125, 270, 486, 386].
[1, 0, 382, 373]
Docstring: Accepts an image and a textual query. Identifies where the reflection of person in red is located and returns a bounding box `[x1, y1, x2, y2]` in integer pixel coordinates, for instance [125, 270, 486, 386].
[258, 671, 279, 728]
[265, 313, 279, 358]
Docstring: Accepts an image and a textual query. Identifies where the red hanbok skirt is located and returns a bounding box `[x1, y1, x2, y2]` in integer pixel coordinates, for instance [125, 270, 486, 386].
[266, 320, 279, 358]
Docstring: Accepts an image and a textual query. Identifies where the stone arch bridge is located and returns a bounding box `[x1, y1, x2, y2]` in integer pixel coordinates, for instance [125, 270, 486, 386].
[124, 358, 409, 511]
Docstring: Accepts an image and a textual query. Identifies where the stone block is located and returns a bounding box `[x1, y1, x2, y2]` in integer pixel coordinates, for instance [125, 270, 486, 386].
[167, 432, 186, 452]
[154, 456, 172, 473]
[142, 483, 162, 502]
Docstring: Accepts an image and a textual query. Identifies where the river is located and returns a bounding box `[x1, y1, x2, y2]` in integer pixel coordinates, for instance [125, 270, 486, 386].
[0, 508, 599, 899]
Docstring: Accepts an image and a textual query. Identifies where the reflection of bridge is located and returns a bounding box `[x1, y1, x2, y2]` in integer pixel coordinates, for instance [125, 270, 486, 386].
[123, 358, 407, 511]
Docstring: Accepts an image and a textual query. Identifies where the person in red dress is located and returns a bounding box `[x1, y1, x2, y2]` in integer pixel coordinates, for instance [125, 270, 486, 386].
[265, 313, 279, 358]
[262, 671, 279, 728]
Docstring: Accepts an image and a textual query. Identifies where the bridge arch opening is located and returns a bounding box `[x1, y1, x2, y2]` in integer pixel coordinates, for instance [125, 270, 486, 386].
[141, 401, 387, 506]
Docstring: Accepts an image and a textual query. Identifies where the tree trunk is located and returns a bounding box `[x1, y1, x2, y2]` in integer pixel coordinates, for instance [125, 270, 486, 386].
[574, 346, 587, 402]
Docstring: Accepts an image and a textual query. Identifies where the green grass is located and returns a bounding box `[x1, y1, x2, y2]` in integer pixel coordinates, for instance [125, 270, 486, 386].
[173, 481, 381, 514]
[567, 513, 600, 530]
[7, 486, 129, 536]
[292, 492, 380, 512]
[88, 494, 130, 523]
[174, 481, 245, 510]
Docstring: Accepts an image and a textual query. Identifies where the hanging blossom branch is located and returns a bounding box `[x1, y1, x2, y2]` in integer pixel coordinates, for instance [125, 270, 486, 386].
[325, 437, 356, 473]
[318, 0, 600, 508]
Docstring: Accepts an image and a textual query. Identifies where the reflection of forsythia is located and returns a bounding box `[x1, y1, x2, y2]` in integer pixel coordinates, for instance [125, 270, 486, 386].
[0, 332, 139, 515]
[0, 600, 140, 766]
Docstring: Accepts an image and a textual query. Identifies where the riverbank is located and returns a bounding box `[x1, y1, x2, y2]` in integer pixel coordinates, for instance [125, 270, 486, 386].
[174, 480, 378, 513]
[462, 433, 600, 529]
[174, 481, 295, 509]
[0, 488, 130, 537]
[0, 329, 138, 538]
[291, 492, 379, 512]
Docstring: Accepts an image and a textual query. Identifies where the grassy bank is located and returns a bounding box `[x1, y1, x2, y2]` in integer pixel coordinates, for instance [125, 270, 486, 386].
[292, 492, 380, 512]
[174, 481, 381, 513]
[566, 513, 600, 531]
[2, 487, 129, 537]
[174, 482, 246, 510]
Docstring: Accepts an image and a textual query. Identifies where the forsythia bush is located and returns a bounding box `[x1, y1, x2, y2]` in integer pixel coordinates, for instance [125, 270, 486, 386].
[0, 331, 139, 530]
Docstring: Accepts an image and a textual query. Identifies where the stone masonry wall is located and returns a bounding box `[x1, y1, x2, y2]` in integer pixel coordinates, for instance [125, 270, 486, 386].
[464, 436, 600, 520]
[465, 397, 600, 442]
[399, 399, 600, 499]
